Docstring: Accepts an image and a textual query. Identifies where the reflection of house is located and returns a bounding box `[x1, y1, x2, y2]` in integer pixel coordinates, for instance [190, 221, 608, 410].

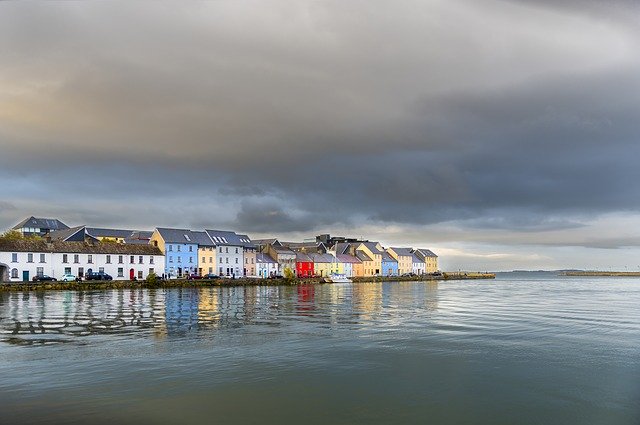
[12, 216, 69, 237]
[256, 253, 278, 278]
[150, 228, 199, 278]
[381, 252, 399, 276]
[387, 247, 413, 275]
[412, 249, 439, 273]
[0, 239, 163, 282]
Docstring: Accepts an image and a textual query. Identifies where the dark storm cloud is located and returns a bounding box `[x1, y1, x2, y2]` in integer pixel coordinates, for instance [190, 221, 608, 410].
[1, 0, 639, 262]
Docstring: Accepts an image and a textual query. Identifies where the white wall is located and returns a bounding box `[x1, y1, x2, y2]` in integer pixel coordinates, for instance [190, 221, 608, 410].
[216, 245, 244, 277]
[0, 251, 165, 282]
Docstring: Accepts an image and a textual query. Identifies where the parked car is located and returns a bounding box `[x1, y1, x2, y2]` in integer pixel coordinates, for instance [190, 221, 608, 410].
[32, 275, 57, 282]
[61, 273, 77, 282]
[202, 273, 220, 279]
[401, 272, 416, 277]
[186, 274, 203, 280]
[85, 271, 113, 281]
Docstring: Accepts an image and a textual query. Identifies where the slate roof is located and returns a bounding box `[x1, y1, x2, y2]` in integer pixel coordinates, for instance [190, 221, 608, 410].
[355, 250, 372, 262]
[252, 238, 279, 246]
[129, 231, 153, 240]
[236, 234, 256, 249]
[256, 253, 277, 264]
[382, 252, 398, 263]
[155, 228, 200, 244]
[359, 242, 384, 254]
[13, 217, 69, 232]
[310, 253, 334, 263]
[389, 247, 413, 257]
[296, 252, 313, 262]
[0, 239, 162, 255]
[336, 254, 362, 264]
[204, 230, 245, 246]
[48, 226, 87, 242]
[414, 248, 438, 258]
[412, 253, 424, 263]
[189, 231, 215, 247]
[333, 243, 353, 255]
[85, 227, 134, 239]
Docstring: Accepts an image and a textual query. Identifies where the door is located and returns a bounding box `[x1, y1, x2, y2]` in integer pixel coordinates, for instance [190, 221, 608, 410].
[22, 270, 29, 282]
[129, 268, 135, 280]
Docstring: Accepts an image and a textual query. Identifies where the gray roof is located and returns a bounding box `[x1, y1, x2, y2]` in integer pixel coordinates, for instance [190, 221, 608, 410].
[189, 231, 215, 247]
[48, 226, 86, 242]
[389, 247, 413, 257]
[86, 227, 134, 239]
[382, 252, 398, 263]
[0, 239, 162, 255]
[204, 229, 245, 247]
[414, 248, 438, 258]
[310, 253, 334, 263]
[359, 242, 384, 254]
[129, 231, 153, 240]
[256, 253, 277, 264]
[252, 238, 279, 246]
[155, 228, 200, 244]
[236, 234, 256, 249]
[336, 254, 362, 264]
[355, 250, 372, 262]
[296, 252, 313, 262]
[333, 242, 352, 255]
[412, 253, 424, 263]
[13, 216, 69, 232]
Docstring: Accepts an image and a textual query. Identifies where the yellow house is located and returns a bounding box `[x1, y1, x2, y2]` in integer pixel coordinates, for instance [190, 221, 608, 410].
[414, 249, 439, 273]
[238, 234, 256, 277]
[355, 242, 384, 276]
[387, 247, 414, 275]
[311, 253, 336, 277]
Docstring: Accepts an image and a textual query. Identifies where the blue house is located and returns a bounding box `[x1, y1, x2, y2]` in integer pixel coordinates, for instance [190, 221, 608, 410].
[381, 252, 398, 277]
[151, 228, 200, 278]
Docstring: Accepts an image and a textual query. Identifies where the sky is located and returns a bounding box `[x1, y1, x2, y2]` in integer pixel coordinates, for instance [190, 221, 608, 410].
[1, 0, 639, 271]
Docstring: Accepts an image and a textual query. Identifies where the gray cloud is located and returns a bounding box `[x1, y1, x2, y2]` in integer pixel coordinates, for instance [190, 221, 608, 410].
[1, 0, 639, 269]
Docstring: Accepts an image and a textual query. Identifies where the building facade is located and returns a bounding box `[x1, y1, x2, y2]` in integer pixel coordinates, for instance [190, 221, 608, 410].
[381, 252, 399, 276]
[150, 228, 199, 278]
[387, 247, 413, 275]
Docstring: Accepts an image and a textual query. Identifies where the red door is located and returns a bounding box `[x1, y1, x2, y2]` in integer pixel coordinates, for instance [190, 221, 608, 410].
[129, 268, 135, 280]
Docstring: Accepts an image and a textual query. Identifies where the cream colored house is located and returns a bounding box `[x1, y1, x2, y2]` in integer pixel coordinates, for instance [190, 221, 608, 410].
[387, 247, 414, 275]
[413, 249, 439, 273]
[355, 242, 384, 276]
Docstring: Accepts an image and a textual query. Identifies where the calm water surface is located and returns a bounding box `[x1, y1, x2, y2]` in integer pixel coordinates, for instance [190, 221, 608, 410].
[1, 275, 639, 425]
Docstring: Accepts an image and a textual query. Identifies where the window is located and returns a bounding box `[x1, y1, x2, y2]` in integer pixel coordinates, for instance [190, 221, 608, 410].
[168, 245, 173, 252]
[219, 267, 223, 274]
[119, 255, 123, 264]
[139, 256, 143, 264]
[226, 258, 229, 264]
[64, 267, 71, 274]
[177, 245, 181, 252]
[117, 268, 124, 277]
[11, 269, 18, 279]
[235, 258, 238, 264]
[78, 267, 84, 277]
[225, 247, 228, 253]
[11, 253, 17, 263]
[209, 257, 212, 263]
[251, 258, 254, 264]
[189, 246, 193, 252]
[245, 258, 248, 264]
[130, 256, 134, 264]
[236, 248, 239, 254]
[137, 271, 143, 279]
[169, 256, 173, 263]
[106, 255, 111, 264]
[36, 267, 44, 277]
[177, 257, 181, 263]
[202, 257, 205, 263]
[74, 254, 79, 263]
[189, 257, 193, 263]
[88, 255, 93, 264]
[209, 267, 212, 274]
[150, 257, 154, 264]
[219, 257, 222, 264]
[27, 253, 33, 263]
[99, 267, 104, 273]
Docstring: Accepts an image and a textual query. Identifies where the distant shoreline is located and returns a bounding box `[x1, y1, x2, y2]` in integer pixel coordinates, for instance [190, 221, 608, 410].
[561, 271, 640, 277]
[0, 273, 495, 292]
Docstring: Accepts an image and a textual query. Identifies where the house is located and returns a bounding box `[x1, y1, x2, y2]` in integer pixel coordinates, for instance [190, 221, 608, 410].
[296, 252, 314, 277]
[381, 252, 399, 277]
[310, 253, 338, 277]
[203, 230, 246, 277]
[237, 234, 257, 277]
[355, 242, 384, 276]
[192, 231, 216, 276]
[336, 253, 362, 278]
[412, 253, 426, 275]
[150, 228, 199, 278]
[12, 216, 69, 237]
[48, 226, 100, 243]
[0, 239, 163, 282]
[413, 248, 439, 273]
[49, 226, 151, 245]
[387, 247, 413, 275]
[254, 239, 296, 275]
[256, 253, 279, 278]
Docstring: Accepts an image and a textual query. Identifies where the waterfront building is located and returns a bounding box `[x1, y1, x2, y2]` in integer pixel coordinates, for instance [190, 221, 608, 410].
[412, 253, 426, 275]
[203, 230, 246, 277]
[336, 253, 361, 278]
[150, 228, 199, 278]
[12, 216, 69, 237]
[48, 226, 100, 243]
[49, 226, 153, 245]
[296, 252, 314, 277]
[0, 239, 163, 282]
[381, 252, 399, 276]
[355, 242, 384, 276]
[387, 247, 413, 275]
[256, 253, 279, 278]
[254, 239, 297, 275]
[237, 234, 257, 277]
[412, 248, 439, 273]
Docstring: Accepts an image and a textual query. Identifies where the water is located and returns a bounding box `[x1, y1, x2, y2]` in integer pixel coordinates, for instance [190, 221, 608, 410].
[0, 275, 639, 425]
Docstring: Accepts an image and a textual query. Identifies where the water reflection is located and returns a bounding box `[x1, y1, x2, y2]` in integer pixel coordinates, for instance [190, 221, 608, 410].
[0, 282, 443, 345]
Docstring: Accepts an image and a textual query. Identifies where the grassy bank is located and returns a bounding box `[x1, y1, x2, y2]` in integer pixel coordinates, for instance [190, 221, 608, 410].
[0, 272, 495, 292]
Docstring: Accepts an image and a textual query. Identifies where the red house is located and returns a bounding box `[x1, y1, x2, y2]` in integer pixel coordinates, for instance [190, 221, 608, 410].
[296, 252, 314, 277]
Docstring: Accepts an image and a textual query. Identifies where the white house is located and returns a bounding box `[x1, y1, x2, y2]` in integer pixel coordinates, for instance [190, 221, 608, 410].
[411, 253, 426, 275]
[204, 229, 245, 277]
[0, 239, 164, 282]
[256, 253, 279, 278]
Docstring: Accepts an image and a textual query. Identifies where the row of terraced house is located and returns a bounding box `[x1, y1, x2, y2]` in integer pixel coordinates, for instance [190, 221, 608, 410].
[0, 217, 437, 282]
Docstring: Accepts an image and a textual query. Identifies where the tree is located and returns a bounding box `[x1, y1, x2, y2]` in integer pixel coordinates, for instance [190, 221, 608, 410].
[0, 230, 24, 241]
[283, 267, 295, 280]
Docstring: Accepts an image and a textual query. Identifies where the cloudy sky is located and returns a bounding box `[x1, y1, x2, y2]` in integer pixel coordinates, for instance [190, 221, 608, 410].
[1, 0, 639, 271]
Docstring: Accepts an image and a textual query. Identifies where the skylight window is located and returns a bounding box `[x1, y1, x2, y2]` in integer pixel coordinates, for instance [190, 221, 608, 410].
[184, 234, 191, 242]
